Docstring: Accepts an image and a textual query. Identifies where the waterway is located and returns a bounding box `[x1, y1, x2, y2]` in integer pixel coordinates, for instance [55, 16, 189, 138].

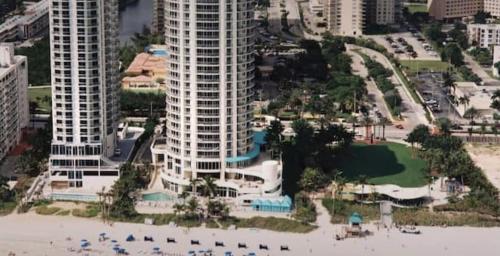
[119, 0, 153, 45]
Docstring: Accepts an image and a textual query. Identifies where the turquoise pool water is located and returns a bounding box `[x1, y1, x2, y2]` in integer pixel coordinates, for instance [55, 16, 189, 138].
[50, 193, 98, 202]
[142, 192, 175, 201]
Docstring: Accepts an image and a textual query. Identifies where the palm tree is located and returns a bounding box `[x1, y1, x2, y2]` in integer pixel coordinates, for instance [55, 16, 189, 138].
[185, 197, 200, 219]
[0, 176, 12, 201]
[480, 120, 488, 137]
[360, 116, 374, 142]
[378, 117, 389, 141]
[458, 95, 470, 114]
[200, 176, 218, 198]
[492, 121, 498, 137]
[464, 107, 479, 123]
[357, 175, 368, 199]
[491, 90, 500, 115]
[173, 203, 185, 216]
[425, 174, 434, 198]
[348, 115, 358, 134]
[435, 117, 452, 136]
[335, 176, 347, 200]
[189, 178, 201, 196]
[443, 72, 456, 94]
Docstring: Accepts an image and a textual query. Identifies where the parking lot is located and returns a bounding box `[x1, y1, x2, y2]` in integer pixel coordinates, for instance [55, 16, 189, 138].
[414, 72, 464, 122]
[369, 32, 441, 61]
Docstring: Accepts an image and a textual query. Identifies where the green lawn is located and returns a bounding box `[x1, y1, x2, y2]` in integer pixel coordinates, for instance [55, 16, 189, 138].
[401, 60, 451, 73]
[336, 142, 427, 187]
[406, 4, 428, 14]
[27, 86, 51, 113]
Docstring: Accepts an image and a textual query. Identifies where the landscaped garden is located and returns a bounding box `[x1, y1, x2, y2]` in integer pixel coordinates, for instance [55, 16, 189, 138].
[336, 142, 427, 187]
[27, 86, 51, 113]
[400, 60, 451, 74]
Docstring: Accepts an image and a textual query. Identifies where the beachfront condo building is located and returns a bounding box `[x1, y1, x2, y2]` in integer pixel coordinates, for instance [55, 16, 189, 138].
[366, 0, 403, 25]
[152, 0, 166, 36]
[484, 0, 500, 18]
[47, 0, 121, 196]
[151, 0, 282, 204]
[325, 0, 366, 36]
[0, 43, 28, 161]
[325, 0, 402, 36]
[427, 0, 484, 21]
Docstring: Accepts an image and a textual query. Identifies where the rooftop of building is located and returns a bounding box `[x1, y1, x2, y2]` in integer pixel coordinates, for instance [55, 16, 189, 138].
[125, 52, 167, 75]
[0, 0, 49, 32]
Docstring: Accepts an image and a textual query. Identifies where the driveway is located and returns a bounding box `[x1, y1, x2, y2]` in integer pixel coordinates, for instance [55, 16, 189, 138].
[463, 53, 500, 86]
[347, 44, 430, 138]
[348, 49, 393, 122]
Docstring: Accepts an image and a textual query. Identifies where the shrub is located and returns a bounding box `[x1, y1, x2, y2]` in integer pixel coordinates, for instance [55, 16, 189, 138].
[35, 206, 61, 215]
[72, 204, 100, 218]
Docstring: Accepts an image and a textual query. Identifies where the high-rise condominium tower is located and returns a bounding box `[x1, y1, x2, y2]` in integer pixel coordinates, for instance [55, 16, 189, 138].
[0, 43, 28, 161]
[152, 0, 166, 35]
[152, 0, 282, 201]
[48, 0, 120, 193]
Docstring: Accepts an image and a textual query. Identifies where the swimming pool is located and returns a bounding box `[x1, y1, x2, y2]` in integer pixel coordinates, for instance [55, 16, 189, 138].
[142, 192, 175, 201]
[49, 193, 98, 202]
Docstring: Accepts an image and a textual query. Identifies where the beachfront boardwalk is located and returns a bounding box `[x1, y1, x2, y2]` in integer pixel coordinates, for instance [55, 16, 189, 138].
[1, 209, 500, 255]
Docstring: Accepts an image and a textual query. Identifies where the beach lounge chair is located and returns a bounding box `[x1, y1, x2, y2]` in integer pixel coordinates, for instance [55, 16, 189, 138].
[144, 236, 154, 242]
[280, 245, 289, 251]
[224, 251, 233, 256]
[259, 244, 268, 250]
[215, 241, 224, 247]
[248, 253, 256, 256]
[167, 237, 176, 243]
[191, 240, 200, 245]
[238, 242, 247, 248]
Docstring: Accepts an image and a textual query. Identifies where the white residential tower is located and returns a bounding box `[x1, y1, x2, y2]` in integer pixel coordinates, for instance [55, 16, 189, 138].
[151, 0, 282, 204]
[47, 0, 121, 195]
[0, 43, 28, 161]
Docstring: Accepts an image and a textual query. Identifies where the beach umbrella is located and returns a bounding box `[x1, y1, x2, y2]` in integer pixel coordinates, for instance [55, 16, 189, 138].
[126, 234, 135, 242]
[111, 239, 117, 243]
[153, 247, 160, 251]
[100, 233, 106, 237]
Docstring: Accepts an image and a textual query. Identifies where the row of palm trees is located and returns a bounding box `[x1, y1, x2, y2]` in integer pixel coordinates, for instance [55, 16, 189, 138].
[349, 115, 390, 141]
[172, 176, 230, 220]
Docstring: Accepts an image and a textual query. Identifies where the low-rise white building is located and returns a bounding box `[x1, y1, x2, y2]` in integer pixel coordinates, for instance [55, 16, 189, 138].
[452, 82, 498, 119]
[309, 0, 324, 15]
[0, 43, 28, 160]
[468, 23, 500, 48]
[0, 0, 49, 42]
[493, 45, 500, 77]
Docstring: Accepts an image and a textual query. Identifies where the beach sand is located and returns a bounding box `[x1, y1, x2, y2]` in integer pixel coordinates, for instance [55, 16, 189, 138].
[466, 144, 500, 191]
[0, 211, 499, 256]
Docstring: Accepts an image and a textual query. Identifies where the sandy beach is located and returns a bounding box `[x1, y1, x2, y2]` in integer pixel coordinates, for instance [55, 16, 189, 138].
[1, 211, 500, 256]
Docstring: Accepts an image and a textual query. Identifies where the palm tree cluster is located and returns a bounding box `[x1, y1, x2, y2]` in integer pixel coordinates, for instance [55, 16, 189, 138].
[174, 176, 230, 221]
[406, 124, 500, 215]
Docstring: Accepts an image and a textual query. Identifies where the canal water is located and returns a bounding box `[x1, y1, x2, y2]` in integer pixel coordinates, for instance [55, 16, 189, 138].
[119, 0, 154, 45]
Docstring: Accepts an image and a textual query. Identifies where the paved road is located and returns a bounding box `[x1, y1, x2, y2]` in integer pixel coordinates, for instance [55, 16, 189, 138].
[347, 45, 430, 139]
[348, 49, 393, 122]
[463, 53, 500, 86]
